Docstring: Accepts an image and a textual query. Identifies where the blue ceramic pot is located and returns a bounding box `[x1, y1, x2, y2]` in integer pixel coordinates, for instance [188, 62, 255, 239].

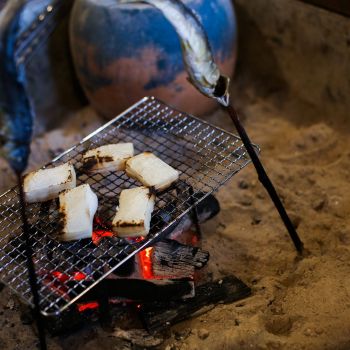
[70, 0, 237, 117]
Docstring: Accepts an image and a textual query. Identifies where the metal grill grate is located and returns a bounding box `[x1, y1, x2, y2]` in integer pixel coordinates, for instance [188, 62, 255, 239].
[0, 97, 257, 315]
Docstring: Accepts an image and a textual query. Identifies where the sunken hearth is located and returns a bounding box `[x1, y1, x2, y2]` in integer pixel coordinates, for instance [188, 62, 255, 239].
[17, 192, 251, 337]
[0, 97, 254, 347]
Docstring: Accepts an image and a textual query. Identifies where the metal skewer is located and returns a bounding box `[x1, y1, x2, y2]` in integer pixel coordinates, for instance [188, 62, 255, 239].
[130, 0, 303, 253]
[223, 104, 304, 253]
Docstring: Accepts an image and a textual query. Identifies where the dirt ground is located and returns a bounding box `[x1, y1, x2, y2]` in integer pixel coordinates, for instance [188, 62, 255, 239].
[0, 85, 350, 349]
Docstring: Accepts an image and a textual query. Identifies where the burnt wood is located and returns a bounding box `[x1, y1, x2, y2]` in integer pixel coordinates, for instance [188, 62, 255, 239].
[152, 239, 209, 278]
[73, 278, 195, 302]
[139, 275, 251, 332]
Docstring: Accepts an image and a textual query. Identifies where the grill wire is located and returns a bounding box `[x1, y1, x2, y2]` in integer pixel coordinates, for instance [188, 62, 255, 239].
[0, 97, 256, 316]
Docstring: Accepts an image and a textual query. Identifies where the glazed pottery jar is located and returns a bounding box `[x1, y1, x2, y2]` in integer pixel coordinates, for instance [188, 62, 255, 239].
[70, 0, 237, 117]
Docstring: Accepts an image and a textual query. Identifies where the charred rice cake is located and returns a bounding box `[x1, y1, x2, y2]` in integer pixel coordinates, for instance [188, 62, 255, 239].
[112, 186, 155, 237]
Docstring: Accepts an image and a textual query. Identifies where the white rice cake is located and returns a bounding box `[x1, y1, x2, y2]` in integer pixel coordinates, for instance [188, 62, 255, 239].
[82, 143, 134, 172]
[112, 186, 155, 237]
[58, 184, 98, 241]
[23, 163, 76, 203]
[125, 152, 179, 191]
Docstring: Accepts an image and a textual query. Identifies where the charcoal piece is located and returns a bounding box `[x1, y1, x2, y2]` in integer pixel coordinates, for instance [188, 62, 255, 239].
[51, 237, 135, 273]
[151, 202, 177, 227]
[38, 302, 101, 336]
[45, 307, 86, 335]
[52, 239, 97, 270]
[112, 257, 135, 277]
[192, 192, 220, 222]
[152, 239, 209, 278]
[61, 239, 96, 255]
[93, 237, 136, 275]
[34, 303, 138, 336]
[139, 275, 251, 332]
[94, 237, 134, 259]
[74, 278, 195, 302]
[150, 192, 220, 241]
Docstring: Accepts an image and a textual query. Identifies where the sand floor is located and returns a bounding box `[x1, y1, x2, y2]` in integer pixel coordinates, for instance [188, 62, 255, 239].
[0, 88, 349, 349]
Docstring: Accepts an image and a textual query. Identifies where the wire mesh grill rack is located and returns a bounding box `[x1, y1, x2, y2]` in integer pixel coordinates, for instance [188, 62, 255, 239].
[0, 96, 258, 316]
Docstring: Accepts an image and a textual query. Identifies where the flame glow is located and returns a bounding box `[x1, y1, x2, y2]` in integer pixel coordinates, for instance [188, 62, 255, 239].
[77, 302, 99, 312]
[139, 247, 154, 279]
[92, 229, 113, 245]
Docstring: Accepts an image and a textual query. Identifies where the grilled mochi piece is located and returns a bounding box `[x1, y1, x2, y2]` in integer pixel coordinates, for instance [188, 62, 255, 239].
[125, 152, 179, 191]
[112, 186, 155, 237]
[82, 143, 134, 173]
[58, 184, 98, 241]
[23, 163, 76, 203]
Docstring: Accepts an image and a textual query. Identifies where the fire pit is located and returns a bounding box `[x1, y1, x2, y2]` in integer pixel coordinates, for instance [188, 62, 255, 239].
[0, 97, 256, 332]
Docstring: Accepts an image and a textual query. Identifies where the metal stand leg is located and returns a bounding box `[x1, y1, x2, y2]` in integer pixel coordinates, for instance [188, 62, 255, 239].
[17, 174, 47, 350]
[188, 186, 202, 240]
[97, 285, 112, 331]
[224, 104, 304, 253]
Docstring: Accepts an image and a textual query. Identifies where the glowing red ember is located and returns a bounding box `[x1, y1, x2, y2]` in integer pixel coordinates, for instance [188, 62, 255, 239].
[139, 247, 154, 279]
[77, 302, 99, 312]
[92, 217, 114, 245]
[92, 229, 113, 245]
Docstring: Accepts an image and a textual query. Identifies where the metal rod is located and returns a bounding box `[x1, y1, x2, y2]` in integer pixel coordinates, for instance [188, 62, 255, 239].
[188, 186, 202, 240]
[16, 173, 47, 350]
[97, 284, 112, 331]
[223, 104, 304, 253]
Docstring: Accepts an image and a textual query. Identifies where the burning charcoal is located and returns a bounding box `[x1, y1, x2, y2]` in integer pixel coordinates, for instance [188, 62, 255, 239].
[82, 143, 134, 173]
[58, 239, 97, 266]
[152, 239, 209, 278]
[94, 237, 134, 256]
[38, 236, 136, 284]
[139, 276, 251, 332]
[23, 163, 76, 203]
[93, 237, 136, 276]
[41, 270, 95, 303]
[34, 238, 98, 276]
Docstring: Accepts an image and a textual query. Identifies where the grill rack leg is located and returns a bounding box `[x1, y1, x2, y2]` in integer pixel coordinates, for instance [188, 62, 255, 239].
[188, 186, 202, 240]
[97, 284, 112, 330]
[17, 173, 47, 350]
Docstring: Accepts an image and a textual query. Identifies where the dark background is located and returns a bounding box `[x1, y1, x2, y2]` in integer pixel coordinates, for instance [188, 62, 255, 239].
[1, 1, 350, 17]
[301, 0, 350, 16]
